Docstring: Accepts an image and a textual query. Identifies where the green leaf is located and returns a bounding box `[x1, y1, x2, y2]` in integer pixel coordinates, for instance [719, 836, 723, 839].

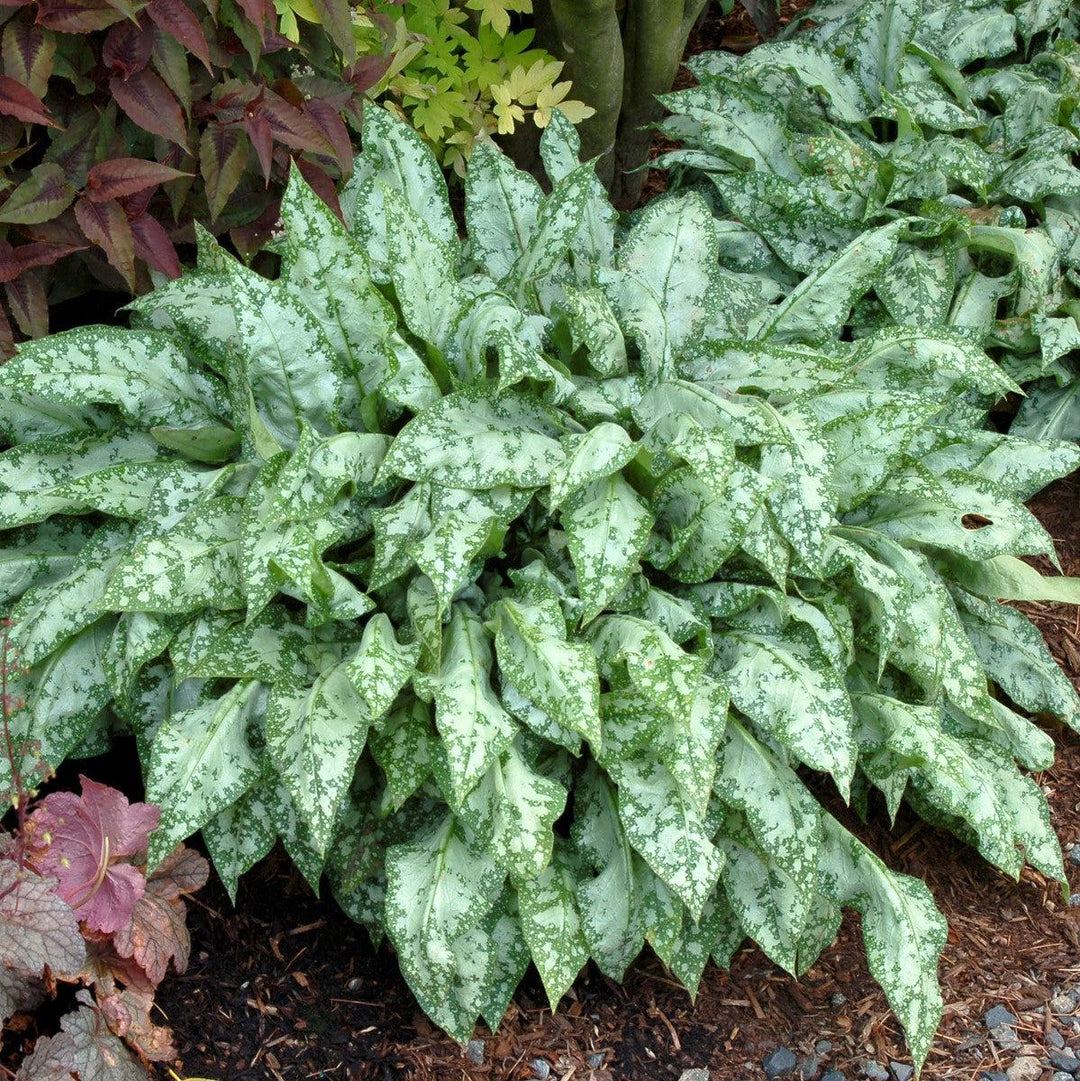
[347, 613, 420, 722]
[563, 473, 653, 624]
[103, 496, 245, 614]
[145, 681, 263, 868]
[755, 221, 904, 344]
[599, 193, 721, 380]
[381, 387, 565, 489]
[383, 186, 466, 352]
[384, 813, 503, 1032]
[1, 327, 224, 429]
[266, 663, 371, 859]
[609, 751, 725, 919]
[516, 844, 589, 1009]
[494, 592, 602, 750]
[820, 814, 945, 1070]
[435, 605, 518, 804]
[716, 623, 856, 796]
[465, 140, 544, 283]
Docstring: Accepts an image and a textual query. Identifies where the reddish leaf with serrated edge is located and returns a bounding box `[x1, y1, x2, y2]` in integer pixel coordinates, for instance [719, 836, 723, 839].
[112, 844, 207, 984]
[42, 108, 101, 185]
[130, 211, 181, 278]
[0, 75, 55, 126]
[11, 1027, 77, 1081]
[23, 209, 83, 247]
[145, 0, 211, 71]
[0, 239, 86, 281]
[0, 162, 74, 225]
[58, 1002, 146, 1081]
[344, 53, 391, 94]
[98, 987, 177, 1061]
[242, 111, 273, 184]
[35, 0, 123, 33]
[260, 88, 334, 156]
[200, 121, 247, 219]
[2, 20, 56, 98]
[230, 196, 279, 258]
[109, 67, 189, 148]
[0, 860, 86, 977]
[5, 272, 47, 337]
[303, 97, 352, 173]
[74, 195, 136, 290]
[85, 158, 191, 202]
[101, 17, 153, 77]
[150, 844, 208, 899]
[295, 157, 342, 219]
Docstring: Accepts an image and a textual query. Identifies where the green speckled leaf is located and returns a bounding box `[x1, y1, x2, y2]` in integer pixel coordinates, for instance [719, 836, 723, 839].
[146, 680, 263, 868]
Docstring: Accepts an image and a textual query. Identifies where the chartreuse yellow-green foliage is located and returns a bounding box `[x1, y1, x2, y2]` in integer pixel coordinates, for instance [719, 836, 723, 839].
[1, 106, 1078, 1071]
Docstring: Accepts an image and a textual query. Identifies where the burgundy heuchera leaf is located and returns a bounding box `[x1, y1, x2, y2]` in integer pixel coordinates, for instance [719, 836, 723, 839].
[112, 843, 208, 985]
[24, 776, 160, 935]
[0, 859, 86, 977]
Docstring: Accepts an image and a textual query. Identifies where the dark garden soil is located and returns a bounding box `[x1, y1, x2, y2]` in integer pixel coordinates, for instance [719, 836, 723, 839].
[133, 474, 1080, 1081]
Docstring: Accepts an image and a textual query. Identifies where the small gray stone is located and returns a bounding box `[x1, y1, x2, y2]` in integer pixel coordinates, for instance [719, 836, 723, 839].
[1069, 987, 1080, 1004]
[1052, 1073, 1074, 1081]
[1049, 1049, 1080, 1072]
[530, 1060, 551, 1080]
[586, 1052, 606, 1069]
[800, 1054, 819, 1080]
[1050, 1030, 1066, 1049]
[990, 1024, 1022, 1050]
[678, 1071, 709, 1081]
[890, 1063, 913, 1081]
[816, 1041, 833, 1056]
[863, 1063, 889, 1081]
[821, 1073, 845, 1081]
[984, 1006, 1019, 1028]
[1070, 894, 1080, 907]
[764, 1048, 799, 1078]
[980, 1073, 1008, 1081]
[1052, 996, 1076, 1016]
[465, 1040, 485, 1066]
[1068, 844, 1080, 867]
[831, 992, 848, 1007]
[1006, 1057, 1043, 1081]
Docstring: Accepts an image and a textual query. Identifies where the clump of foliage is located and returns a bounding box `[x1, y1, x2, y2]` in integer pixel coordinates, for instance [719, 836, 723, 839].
[364, 0, 594, 175]
[0, 629, 208, 1078]
[1, 106, 1079, 1070]
[654, 0, 1080, 439]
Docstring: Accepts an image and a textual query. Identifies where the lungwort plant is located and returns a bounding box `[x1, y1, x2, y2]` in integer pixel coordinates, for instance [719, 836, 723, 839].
[655, 0, 1080, 440]
[1, 106, 1079, 1068]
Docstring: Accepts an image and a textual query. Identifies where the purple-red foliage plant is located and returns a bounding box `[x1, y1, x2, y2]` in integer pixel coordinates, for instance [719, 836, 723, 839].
[0, 0, 396, 354]
[0, 621, 209, 1079]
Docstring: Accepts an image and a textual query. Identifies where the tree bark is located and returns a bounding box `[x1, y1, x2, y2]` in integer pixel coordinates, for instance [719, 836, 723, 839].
[609, 0, 709, 207]
[533, 0, 624, 187]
